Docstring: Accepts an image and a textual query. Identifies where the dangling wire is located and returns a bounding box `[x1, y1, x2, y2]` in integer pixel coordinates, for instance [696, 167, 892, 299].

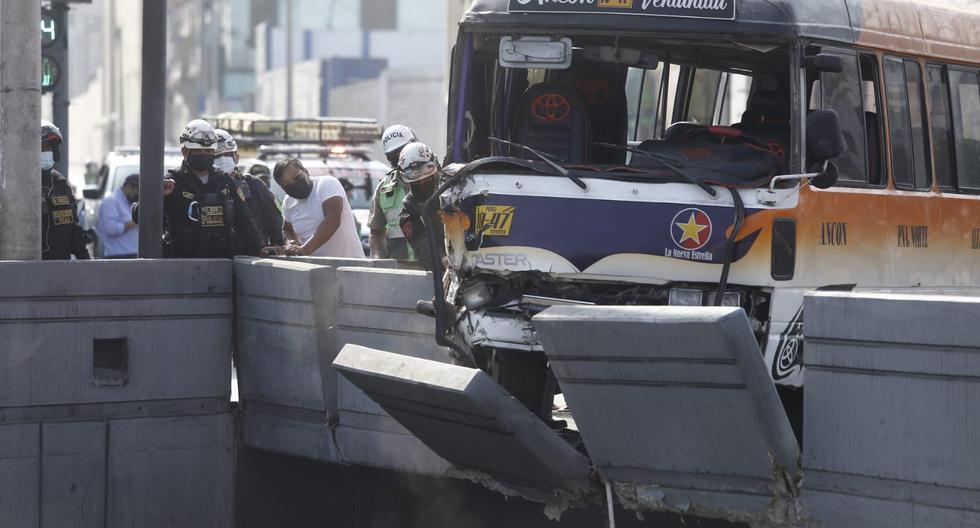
[606, 481, 616, 528]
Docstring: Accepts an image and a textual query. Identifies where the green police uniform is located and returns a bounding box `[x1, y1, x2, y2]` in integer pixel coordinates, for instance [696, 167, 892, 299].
[368, 171, 413, 260]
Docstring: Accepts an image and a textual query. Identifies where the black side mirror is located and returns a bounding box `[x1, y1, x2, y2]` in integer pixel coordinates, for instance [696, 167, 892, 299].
[808, 53, 844, 73]
[807, 109, 846, 165]
[82, 187, 101, 200]
[810, 160, 839, 189]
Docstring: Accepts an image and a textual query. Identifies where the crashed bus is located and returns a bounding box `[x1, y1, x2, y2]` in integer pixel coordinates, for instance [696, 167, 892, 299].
[420, 0, 980, 430]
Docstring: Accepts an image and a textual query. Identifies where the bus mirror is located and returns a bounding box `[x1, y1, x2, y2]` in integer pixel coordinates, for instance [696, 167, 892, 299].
[810, 161, 839, 189]
[807, 109, 845, 164]
[809, 53, 844, 73]
[499, 37, 573, 70]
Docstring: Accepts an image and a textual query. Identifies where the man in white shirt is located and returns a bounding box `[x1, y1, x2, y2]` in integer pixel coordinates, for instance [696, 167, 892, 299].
[96, 174, 140, 258]
[275, 158, 364, 258]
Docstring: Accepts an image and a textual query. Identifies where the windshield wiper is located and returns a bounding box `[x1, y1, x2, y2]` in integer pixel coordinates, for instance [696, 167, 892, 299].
[595, 142, 717, 198]
[488, 137, 587, 190]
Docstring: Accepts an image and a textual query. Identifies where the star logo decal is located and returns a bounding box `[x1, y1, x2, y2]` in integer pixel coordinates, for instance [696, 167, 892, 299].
[670, 208, 713, 251]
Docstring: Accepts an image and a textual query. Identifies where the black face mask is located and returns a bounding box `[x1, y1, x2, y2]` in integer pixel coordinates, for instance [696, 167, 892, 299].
[411, 178, 436, 200]
[187, 153, 214, 173]
[284, 174, 314, 199]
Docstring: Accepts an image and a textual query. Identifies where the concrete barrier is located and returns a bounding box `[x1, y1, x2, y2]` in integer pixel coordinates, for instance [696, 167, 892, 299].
[234, 257, 345, 462]
[0, 260, 235, 528]
[235, 257, 394, 461]
[334, 345, 592, 500]
[533, 306, 802, 524]
[803, 292, 980, 527]
[333, 267, 451, 475]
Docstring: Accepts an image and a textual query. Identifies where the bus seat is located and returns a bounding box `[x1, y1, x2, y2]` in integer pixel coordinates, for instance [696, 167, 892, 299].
[511, 83, 592, 164]
[561, 63, 629, 165]
[736, 90, 791, 172]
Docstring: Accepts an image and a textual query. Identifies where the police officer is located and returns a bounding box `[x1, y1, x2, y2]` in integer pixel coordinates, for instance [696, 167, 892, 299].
[397, 142, 445, 271]
[157, 119, 264, 258]
[368, 124, 416, 259]
[213, 129, 285, 249]
[41, 120, 91, 260]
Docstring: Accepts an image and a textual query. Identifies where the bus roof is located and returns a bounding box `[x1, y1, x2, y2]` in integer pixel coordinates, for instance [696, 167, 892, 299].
[462, 0, 980, 65]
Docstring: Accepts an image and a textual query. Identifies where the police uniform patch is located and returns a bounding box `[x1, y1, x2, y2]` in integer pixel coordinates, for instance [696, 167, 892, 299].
[182, 191, 195, 200]
[52, 208, 75, 225]
[50, 195, 71, 206]
[201, 206, 225, 227]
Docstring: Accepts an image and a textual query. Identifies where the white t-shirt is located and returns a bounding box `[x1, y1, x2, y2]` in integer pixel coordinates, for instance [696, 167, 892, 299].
[283, 176, 365, 258]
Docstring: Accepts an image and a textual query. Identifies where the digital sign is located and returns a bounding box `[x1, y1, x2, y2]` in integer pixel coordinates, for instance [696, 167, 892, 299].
[41, 10, 59, 47]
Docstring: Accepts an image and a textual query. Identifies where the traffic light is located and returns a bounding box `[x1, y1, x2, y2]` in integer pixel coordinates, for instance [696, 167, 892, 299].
[41, 7, 64, 94]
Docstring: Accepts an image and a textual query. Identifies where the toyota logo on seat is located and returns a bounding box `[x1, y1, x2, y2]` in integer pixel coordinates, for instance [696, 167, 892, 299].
[532, 94, 571, 122]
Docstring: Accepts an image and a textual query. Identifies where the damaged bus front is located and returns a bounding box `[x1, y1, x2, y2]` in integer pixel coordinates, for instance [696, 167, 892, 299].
[428, 0, 850, 425]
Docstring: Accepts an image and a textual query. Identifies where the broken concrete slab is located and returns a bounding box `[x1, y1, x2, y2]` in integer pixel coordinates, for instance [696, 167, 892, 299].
[802, 292, 980, 527]
[333, 344, 592, 500]
[533, 306, 802, 524]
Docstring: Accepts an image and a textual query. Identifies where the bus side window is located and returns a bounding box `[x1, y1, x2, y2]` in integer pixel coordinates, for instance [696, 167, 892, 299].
[927, 65, 956, 190]
[626, 65, 664, 142]
[949, 68, 980, 191]
[884, 57, 932, 191]
[860, 54, 885, 187]
[683, 68, 751, 127]
[818, 50, 869, 185]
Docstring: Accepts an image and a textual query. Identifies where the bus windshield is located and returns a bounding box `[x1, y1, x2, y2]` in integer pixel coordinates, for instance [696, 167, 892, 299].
[452, 33, 793, 186]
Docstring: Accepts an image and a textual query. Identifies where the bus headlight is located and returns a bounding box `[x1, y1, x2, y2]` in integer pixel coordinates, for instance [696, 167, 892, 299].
[461, 283, 493, 311]
[668, 288, 703, 306]
[668, 288, 742, 308]
[706, 291, 743, 308]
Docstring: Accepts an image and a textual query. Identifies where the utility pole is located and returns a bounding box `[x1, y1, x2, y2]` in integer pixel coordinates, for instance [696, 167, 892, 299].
[50, 1, 70, 177]
[138, 0, 166, 258]
[285, 0, 293, 119]
[0, 0, 42, 260]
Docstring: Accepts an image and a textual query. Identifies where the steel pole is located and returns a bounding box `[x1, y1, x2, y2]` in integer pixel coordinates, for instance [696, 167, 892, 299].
[0, 0, 42, 260]
[138, 0, 166, 258]
[52, 1, 69, 177]
[285, 0, 293, 119]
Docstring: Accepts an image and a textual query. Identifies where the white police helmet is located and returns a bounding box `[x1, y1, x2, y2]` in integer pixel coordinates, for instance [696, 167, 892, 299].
[179, 119, 217, 151]
[213, 129, 238, 156]
[382, 125, 417, 156]
[397, 142, 439, 183]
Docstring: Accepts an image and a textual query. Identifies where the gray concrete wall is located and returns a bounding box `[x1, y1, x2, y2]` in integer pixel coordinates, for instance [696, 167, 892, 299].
[0, 260, 235, 528]
[803, 292, 980, 528]
[234, 257, 404, 463]
[235, 257, 345, 462]
[334, 267, 451, 476]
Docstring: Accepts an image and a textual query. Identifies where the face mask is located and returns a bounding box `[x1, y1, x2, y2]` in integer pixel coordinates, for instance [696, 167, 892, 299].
[412, 178, 436, 200]
[40, 151, 55, 171]
[214, 156, 236, 174]
[187, 153, 214, 173]
[284, 174, 314, 199]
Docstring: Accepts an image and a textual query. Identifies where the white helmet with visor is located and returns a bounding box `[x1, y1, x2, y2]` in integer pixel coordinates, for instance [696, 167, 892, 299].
[213, 129, 238, 156]
[179, 119, 217, 151]
[397, 142, 439, 183]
